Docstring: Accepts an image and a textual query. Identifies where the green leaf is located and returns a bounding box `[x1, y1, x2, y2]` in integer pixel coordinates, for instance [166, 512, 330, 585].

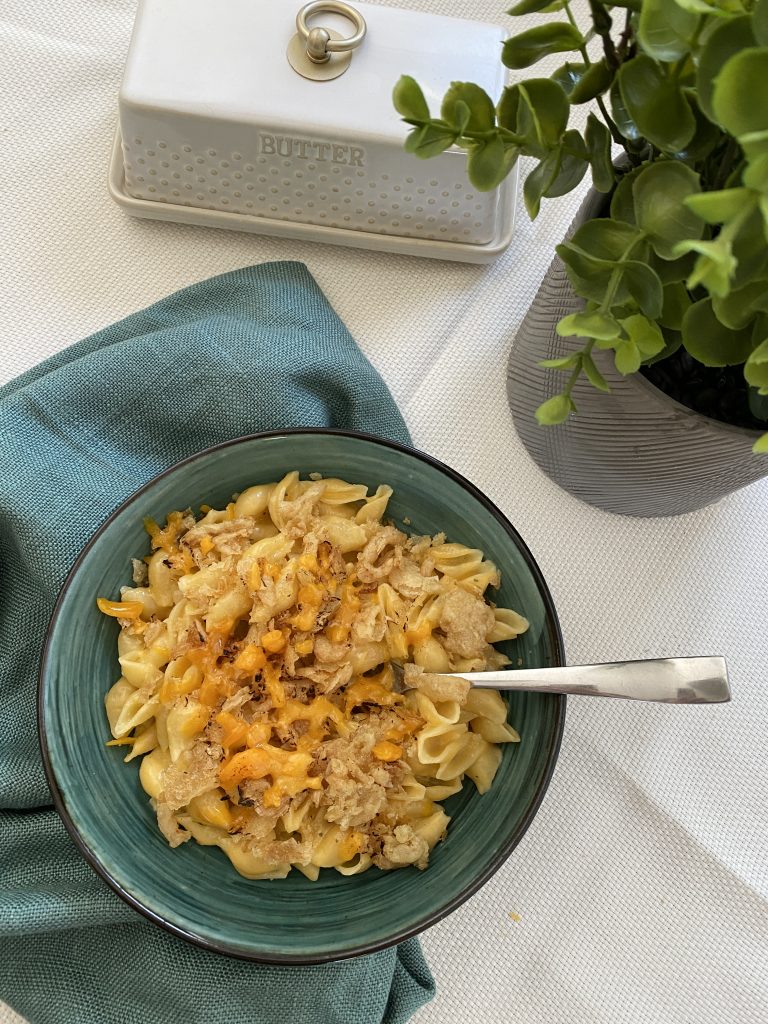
[467, 135, 509, 191]
[684, 188, 753, 225]
[556, 243, 612, 274]
[676, 237, 737, 297]
[632, 161, 703, 259]
[442, 82, 496, 133]
[570, 217, 646, 261]
[551, 62, 588, 98]
[516, 79, 570, 154]
[713, 280, 768, 330]
[556, 310, 621, 340]
[557, 243, 620, 303]
[451, 100, 471, 134]
[508, 0, 564, 13]
[755, 0, 768, 46]
[610, 80, 642, 141]
[740, 129, 768, 162]
[404, 126, 424, 153]
[660, 281, 691, 329]
[751, 387, 768, 417]
[744, 153, 768, 192]
[639, 0, 699, 62]
[673, 95, 723, 162]
[544, 130, 588, 198]
[497, 86, 520, 132]
[593, 336, 620, 351]
[539, 353, 581, 369]
[523, 149, 561, 217]
[753, 431, 768, 453]
[713, 48, 768, 138]
[501, 143, 525, 185]
[697, 17, 756, 122]
[502, 23, 585, 70]
[644, 326, 683, 366]
[623, 260, 664, 319]
[570, 60, 613, 104]
[535, 393, 574, 425]
[582, 352, 611, 391]
[674, 0, 734, 13]
[732, 208, 768, 289]
[619, 314, 666, 358]
[618, 55, 696, 152]
[746, 338, 768, 387]
[650, 249, 696, 284]
[681, 298, 754, 365]
[585, 113, 614, 193]
[557, 219, 646, 306]
[752, 313, 768, 347]
[393, 76, 430, 122]
[610, 166, 644, 225]
[404, 122, 457, 158]
[614, 339, 642, 375]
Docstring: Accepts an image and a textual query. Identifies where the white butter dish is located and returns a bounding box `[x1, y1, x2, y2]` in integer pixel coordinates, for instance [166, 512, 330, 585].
[110, 0, 516, 262]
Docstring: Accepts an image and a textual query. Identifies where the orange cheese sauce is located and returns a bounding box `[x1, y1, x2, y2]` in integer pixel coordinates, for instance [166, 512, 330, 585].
[405, 622, 433, 646]
[219, 746, 321, 808]
[96, 598, 143, 620]
[143, 510, 187, 554]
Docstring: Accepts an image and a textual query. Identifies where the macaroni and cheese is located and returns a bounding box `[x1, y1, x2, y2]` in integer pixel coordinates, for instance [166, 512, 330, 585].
[99, 473, 528, 879]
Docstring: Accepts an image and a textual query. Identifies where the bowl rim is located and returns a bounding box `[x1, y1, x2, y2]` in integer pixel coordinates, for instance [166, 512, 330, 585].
[38, 427, 566, 964]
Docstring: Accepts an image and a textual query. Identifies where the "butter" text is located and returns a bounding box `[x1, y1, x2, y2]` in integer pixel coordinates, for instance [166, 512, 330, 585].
[259, 133, 365, 166]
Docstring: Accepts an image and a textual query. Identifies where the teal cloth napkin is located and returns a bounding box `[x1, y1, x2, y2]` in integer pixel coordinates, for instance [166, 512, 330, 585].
[0, 262, 435, 1024]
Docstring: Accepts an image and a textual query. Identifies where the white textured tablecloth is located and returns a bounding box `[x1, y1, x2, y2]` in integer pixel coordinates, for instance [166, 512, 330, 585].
[3, 1, 767, 1021]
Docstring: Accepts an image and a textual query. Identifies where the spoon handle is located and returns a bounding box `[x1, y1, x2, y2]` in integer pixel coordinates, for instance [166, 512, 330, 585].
[452, 656, 730, 704]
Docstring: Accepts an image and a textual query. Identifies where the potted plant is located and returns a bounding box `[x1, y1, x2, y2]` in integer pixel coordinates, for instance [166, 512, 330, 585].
[393, 0, 768, 516]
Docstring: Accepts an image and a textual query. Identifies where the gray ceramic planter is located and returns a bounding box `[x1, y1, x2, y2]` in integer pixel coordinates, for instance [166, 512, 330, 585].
[507, 188, 767, 517]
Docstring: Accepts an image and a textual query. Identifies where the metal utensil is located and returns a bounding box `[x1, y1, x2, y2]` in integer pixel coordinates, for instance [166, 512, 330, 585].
[397, 657, 731, 704]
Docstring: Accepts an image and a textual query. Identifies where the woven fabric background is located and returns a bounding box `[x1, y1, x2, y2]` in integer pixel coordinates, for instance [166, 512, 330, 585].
[2, 1, 767, 1022]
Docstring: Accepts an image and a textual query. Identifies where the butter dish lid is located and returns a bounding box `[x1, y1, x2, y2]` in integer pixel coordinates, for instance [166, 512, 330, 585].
[120, 0, 506, 142]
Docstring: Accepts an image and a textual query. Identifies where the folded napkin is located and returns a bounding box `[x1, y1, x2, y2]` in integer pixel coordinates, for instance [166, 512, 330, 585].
[0, 262, 434, 1024]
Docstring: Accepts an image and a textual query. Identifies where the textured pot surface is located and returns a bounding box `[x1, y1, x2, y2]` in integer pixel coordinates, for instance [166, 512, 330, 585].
[507, 191, 767, 518]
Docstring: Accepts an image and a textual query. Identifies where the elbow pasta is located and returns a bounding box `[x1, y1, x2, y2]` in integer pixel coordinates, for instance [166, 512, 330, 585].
[99, 472, 529, 879]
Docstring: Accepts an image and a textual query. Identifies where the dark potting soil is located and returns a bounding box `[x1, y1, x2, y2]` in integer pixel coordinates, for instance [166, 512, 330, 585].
[641, 349, 766, 432]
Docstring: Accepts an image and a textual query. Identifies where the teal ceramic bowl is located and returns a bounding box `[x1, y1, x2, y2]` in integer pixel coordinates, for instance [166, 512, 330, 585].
[39, 430, 565, 963]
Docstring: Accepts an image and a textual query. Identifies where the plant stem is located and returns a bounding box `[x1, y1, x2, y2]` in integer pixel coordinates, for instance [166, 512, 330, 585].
[588, 0, 619, 71]
[690, 16, 707, 52]
[617, 9, 632, 60]
[560, 234, 643, 403]
[600, 235, 645, 311]
[563, 0, 627, 156]
[571, 344, 593, 386]
[670, 57, 687, 83]
[567, 0, 624, 149]
[562, 0, 592, 66]
[596, 95, 624, 147]
[435, 122, 524, 146]
[563, 340, 596, 402]
[714, 136, 741, 190]
[669, 16, 706, 81]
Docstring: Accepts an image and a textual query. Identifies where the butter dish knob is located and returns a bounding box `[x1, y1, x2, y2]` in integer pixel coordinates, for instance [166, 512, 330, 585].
[306, 26, 332, 64]
[287, 1, 367, 81]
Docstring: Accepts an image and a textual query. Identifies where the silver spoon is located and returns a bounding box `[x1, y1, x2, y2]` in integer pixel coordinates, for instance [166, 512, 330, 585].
[396, 656, 731, 704]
